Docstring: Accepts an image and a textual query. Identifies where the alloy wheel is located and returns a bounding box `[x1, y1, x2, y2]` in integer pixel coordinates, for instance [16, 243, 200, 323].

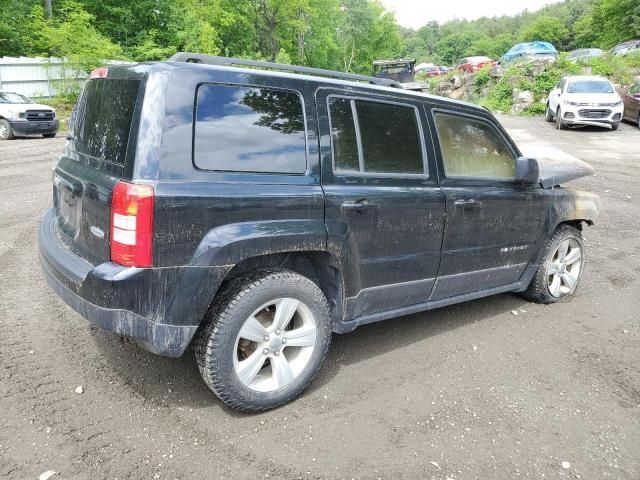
[233, 297, 317, 392]
[546, 239, 583, 298]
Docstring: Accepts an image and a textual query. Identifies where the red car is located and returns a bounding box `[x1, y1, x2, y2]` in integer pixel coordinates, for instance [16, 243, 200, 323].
[421, 65, 448, 77]
[622, 81, 640, 127]
[457, 56, 497, 73]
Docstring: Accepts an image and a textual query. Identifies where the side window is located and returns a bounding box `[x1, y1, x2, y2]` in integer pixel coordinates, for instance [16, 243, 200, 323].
[328, 97, 425, 176]
[434, 112, 515, 180]
[630, 83, 640, 95]
[194, 84, 307, 173]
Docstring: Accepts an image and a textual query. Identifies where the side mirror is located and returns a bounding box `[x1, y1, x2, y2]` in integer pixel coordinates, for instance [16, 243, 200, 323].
[515, 157, 540, 184]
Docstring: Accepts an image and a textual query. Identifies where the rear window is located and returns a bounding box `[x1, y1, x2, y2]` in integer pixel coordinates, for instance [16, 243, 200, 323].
[71, 79, 140, 165]
[194, 84, 307, 174]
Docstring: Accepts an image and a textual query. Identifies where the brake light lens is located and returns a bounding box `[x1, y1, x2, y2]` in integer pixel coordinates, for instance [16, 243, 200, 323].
[110, 181, 154, 267]
[90, 67, 109, 79]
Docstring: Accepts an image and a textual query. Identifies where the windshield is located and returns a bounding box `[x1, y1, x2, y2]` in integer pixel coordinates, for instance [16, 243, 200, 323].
[567, 80, 614, 94]
[0, 92, 34, 104]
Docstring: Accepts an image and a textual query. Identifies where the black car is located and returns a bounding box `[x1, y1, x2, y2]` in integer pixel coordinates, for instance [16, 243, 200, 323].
[38, 53, 600, 412]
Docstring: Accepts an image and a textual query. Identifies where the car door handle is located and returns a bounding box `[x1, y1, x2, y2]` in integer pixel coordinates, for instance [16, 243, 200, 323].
[454, 199, 482, 209]
[341, 199, 375, 213]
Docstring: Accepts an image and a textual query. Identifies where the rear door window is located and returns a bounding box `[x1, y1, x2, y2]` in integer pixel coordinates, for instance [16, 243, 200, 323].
[434, 112, 515, 179]
[328, 97, 425, 176]
[194, 84, 307, 174]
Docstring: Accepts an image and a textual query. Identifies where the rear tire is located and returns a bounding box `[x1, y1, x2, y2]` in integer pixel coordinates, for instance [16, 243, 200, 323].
[521, 224, 585, 304]
[545, 104, 554, 122]
[194, 270, 332, 412]
[555, 108, 564, 130]
[0, 119, 14, 140]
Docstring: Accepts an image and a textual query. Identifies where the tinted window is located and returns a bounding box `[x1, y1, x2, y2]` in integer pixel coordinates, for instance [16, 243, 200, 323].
[71, 79, 140, 165]
[435, 113, 515, 179]
[357, 101, 423, 174]
[328, 97, 424, 175]
[328, 98, 360, 172]
[628, 83, 640, 94]
[194, 85, 306, 173]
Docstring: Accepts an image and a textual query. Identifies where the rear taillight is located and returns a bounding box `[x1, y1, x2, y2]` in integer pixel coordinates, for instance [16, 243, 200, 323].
[110, 181, 154, 267]
[90, 67, 109, 79]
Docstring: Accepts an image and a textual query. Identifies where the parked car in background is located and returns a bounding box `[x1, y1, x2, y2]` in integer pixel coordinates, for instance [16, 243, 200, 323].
[501, 41, 558, 63]
[421, 65, 448, 77]
[0, 91, 58, 140]
[373, 59, 426, 91]
[38, 53, 599, 412]
[457, 56, 496, 73]
[611, 40, 640, 56]
[622, 81, 640, 128]
[373, 58, 416, 83]
[568, 48, 605, 62]
[546, 75, 623, 130]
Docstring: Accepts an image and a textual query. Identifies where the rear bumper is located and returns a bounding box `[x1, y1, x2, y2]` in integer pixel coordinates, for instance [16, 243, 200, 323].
[38, 209, 226, 356]
[9, 119, 59, 135]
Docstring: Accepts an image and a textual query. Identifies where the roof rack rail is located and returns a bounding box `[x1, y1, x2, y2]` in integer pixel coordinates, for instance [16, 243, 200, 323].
[168, 52, 401, 88]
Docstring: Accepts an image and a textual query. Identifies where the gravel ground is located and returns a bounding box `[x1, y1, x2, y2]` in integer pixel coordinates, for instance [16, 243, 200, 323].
[0, 117, 639, 480]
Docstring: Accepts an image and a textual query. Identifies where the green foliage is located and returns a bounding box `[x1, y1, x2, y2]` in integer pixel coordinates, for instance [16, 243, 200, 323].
[1, 0, 639, 110]
[588, 54, 640, 84]
[521, 16, 568, 47]
[589, 0, 640, 48]
[45, 2, 123, 72]
[473, 67, 492, 87]
[480, 72, 517, 112]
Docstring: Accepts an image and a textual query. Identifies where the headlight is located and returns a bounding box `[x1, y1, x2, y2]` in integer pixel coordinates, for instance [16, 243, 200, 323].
[7, 110, 20, 120]
[613, 100, 622, 107]
[565, 100, 580, 106]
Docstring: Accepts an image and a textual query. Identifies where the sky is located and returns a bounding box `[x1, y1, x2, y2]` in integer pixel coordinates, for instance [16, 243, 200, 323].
[381, 0, 565, 29]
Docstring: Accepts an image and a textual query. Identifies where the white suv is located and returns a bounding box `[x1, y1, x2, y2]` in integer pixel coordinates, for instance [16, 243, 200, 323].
[0, 92, 59, 140]
[546, 75, 623, 130]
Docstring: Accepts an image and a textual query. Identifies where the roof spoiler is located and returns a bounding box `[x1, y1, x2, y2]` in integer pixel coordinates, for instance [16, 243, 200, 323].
[168, 52, 402, 89]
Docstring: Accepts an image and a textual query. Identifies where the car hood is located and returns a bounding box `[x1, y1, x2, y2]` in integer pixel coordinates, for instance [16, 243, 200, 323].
[537, 156, 595, 189]
[3, 103, 55, 113]
[565, 92, 620, 104]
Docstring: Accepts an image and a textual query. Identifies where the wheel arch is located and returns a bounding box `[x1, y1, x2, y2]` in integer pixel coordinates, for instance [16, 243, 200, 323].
[216, 251, 346, 331]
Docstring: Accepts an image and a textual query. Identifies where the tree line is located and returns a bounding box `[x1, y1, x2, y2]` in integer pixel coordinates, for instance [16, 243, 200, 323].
[404, 0, 640, 65]
[0, 0, 638, 74]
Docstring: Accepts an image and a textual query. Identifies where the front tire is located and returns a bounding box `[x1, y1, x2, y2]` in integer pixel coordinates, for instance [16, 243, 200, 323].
[0, 119, 14, 140]
[194, 270, 331, 412]
[611, 122, 619, 131]
[521, 224, 585, 304]
[545, 104, 554, 122]
[556, 108, 564, 130]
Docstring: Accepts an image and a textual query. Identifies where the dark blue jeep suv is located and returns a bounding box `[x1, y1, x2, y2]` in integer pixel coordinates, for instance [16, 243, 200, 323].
[38, 53, 600, 411]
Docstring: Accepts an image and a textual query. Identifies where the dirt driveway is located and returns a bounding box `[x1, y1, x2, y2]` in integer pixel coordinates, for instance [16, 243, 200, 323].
[1, 117, 639, 480]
